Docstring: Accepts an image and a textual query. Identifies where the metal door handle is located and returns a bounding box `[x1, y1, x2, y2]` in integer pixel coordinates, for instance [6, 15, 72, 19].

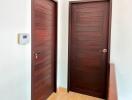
[33, 52, 41, 59]
[102, 49, 107, 53]
[35, 53, 38, 59]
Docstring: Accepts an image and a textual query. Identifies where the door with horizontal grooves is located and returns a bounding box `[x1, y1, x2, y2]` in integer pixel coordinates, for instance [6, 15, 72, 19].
[32, 0, 57, 100]
[68, 0, 111, 99]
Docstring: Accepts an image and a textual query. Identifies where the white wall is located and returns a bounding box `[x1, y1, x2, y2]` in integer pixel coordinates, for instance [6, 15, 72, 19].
[57, 0, 69, 88]
[0, 0, 31, 100]
[111, 0, 132, 100]
[57, 0, 132, 100]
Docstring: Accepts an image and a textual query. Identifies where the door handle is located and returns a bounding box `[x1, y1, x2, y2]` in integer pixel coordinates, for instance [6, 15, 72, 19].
[33, 52, 41, 59]
[102, 49, 107, 53]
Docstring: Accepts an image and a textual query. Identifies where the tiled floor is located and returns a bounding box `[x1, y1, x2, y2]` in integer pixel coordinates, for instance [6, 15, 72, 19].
[47, 88, 104, 100]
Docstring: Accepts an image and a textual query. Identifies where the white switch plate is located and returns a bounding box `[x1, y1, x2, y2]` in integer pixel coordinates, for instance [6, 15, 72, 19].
[18, 33, 30, 45]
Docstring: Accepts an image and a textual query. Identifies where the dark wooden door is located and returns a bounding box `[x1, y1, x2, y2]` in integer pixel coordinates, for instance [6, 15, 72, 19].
[68, 0, 111, 99]
[32, 0, 57, 100]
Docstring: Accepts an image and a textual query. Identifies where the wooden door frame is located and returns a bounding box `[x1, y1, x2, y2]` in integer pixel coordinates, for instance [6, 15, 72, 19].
[68, 0, 112, 99]
[31, 0, 58, 99]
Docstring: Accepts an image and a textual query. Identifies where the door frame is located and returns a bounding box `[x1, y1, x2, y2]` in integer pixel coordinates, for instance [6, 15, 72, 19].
[31, 0, 58, 99]
[68, 0, 112, 99]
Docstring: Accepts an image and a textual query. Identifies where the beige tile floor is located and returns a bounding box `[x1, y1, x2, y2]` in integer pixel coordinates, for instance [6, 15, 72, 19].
[47, 88, 104, 100]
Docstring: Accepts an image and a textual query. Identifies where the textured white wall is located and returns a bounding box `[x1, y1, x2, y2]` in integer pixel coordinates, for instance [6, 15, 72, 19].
[57, 0, 132, 100]
[0, 0, 31, 100]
